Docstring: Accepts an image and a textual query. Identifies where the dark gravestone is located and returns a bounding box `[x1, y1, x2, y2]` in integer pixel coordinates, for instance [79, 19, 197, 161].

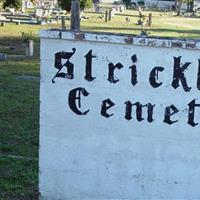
[108, 10, 112, 21]
[70, 0, 80, 31]
[105, 11, 108, 22]
[61, 16, 66, 29]
[148, 13, 152, 26]
[0, 53, 7, 61]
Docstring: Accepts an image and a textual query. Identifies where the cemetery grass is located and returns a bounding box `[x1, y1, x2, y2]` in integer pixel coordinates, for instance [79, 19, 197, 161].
[0, 22, 49, 199]
[0, 59, 39, 199]
[81, 10, 200, 39]
[1, 10, 200, 43]
[0, 23, 61, 56]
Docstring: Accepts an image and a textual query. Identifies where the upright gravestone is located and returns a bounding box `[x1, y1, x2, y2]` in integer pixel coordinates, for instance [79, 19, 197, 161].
[61, 16, 66, 29]
[148, 13, 152, 26]
[0, 53, 7, 61]
[25, 40, 34, 57]
[105, 10, 108, 22]
[70, 0, 80, 31]
[108, 9, 112, 21]
[40, 30, 200, 199]
[1, 22, 5, 27]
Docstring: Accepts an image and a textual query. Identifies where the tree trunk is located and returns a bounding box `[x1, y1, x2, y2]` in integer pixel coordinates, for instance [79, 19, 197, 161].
[190, 1, 194, 12]
[175, 0, 178, 11]
[177, 0, 182, 16]
[187, 1, 189, 12]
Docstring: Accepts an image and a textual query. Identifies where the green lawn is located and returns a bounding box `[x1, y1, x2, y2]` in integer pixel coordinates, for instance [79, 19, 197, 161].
[0, 9, 200, 199]
[0, 10, 200, 40]
[0, 60, 39, 200]
[80, 10, 200, 38]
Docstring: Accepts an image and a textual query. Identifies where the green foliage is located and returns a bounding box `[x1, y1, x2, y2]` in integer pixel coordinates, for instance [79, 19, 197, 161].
[122, 0, 131, 8]
[0, 158, 38, 199]
[3, 0, 22, 10]
[21, 31, 36, 43]
[0, 58, 39, 199]
[0, 0, 4, 9]
[58, 0, 93, 11]
[80, 0, 93, 10]
[58, 0, 71, 12]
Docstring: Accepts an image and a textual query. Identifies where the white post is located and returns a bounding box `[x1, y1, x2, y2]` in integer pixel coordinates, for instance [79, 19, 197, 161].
[26, 40, 34, 57]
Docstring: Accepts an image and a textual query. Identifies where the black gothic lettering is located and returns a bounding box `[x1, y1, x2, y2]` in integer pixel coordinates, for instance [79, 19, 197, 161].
[129, 54, 138, 86]
[125, 101, 134, 120]
[197, 60, 200, 90]
[68, 87, 89, 115]
[163, 105, 179, 125]
[149, 66, 164, 88]
[188, 99, 200, 127]
[84, 50, 96, 82]
[107, 63, 123, 83]
[52, 48, 76, 83]
[171, 56, 191, 92]
[134, 102, 146, 122]
[125, 101, 155, 122]
[101, 98, 115, 118]
[146, 103, 155, 122]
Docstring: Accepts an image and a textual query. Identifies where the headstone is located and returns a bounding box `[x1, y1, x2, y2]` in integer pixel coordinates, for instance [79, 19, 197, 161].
[105, 10, 108, 22]
[70, 0, 80, 31]
[16, 21, 20, 25]
[25, 40, 34, 57]
[44, 10, 49, 17]
[108, 10, 112, 21]
[1, 22, 5, 26]
[0, 53, 7, 61]
[125, 17, 130, 22]
[35, 9, 43, 18]
[61, 16, 66, 29]
[148, 13, 152, 26]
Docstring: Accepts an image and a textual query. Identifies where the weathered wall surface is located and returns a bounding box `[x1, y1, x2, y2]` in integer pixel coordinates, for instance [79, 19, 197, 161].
[40, 30, 200, 200]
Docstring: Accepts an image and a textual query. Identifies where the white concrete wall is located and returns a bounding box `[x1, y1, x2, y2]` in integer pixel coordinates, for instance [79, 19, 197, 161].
[40, 30, 200, 200]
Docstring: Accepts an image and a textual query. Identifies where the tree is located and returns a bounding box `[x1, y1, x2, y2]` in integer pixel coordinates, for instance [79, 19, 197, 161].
[0, 0, 3, 9]
[80, 0, 93, 10]
[58, 0, 93, 12]
[176, 0, 194, 15]
[122, 0, 131, 8]
[176, 0, 182, 16]
[58, 0, 71, 12]
[187, 0, 194, 12]
[3, 0, 22, 10]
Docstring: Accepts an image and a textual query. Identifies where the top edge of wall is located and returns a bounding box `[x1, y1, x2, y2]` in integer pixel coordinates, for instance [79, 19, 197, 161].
[40, 29, 200, 50]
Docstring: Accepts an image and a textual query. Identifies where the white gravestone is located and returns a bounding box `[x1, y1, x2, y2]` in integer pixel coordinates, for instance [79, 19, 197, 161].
[40, 30, 200, 199]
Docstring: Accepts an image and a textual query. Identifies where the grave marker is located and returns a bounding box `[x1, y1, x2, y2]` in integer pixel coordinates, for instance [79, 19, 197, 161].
[105, 10, 108, 22]
[148, 13, 152, 26]
[70, 0, 80, 31]
[61, 16, 66, 29]
[108, 9, 112, 21]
